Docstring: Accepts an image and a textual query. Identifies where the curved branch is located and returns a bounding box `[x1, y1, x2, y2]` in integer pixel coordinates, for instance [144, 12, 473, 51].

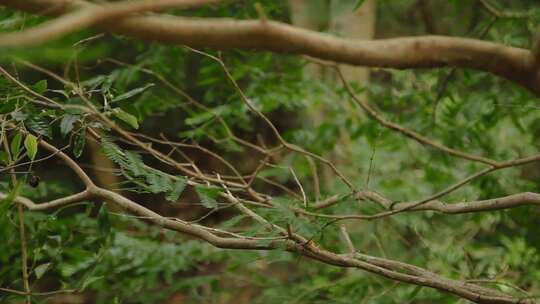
[0, 137, 523, 303]
[304, 191, 540, 220]
[334, 65, 500, 166]
[38, 139, 95, 187]
[0, 0, 220, 48]
[12, 184, 523, 303]
[0, 190, 92, 211]
[390, 192, 540, 214]
[479, 0, 532, 19]
[1, 0, 539, 95]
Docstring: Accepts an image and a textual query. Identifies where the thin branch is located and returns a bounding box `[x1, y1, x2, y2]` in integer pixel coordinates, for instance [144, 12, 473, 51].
[339, 225, 356, 254]
[0, 287, 77, 297]
[186, 47, 356, 192]
[334, 65, 500, 167]
[4, 138, 526, 303]
[478, 0, 532, 19]
[301, 192, 540, 220]
[0, 190, 93, 211]
[1, 125, 30, 304]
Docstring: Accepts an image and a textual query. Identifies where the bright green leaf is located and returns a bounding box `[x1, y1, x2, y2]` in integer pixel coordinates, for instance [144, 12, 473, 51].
[24, 134, 38, 160]
[111, 83, 154, 103]
[112, 108, 139, 129]
[10, 132, 22, 159]
[32, 79, 47, 94]
[73, 131, 86, 158]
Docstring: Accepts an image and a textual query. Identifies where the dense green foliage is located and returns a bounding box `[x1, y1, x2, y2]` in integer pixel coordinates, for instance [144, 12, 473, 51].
[1, 1, 540, 303]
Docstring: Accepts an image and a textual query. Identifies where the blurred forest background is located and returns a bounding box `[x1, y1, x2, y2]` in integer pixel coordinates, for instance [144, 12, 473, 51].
[1, 0, 540, 303]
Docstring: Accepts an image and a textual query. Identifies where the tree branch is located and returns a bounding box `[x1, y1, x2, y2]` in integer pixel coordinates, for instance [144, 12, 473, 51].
[0, 190, 93, 211]
[1, 0, 539, 95]
[388, 192, 540, 214]
[0, 0, 220, 48]
[3, 137, 528, 303]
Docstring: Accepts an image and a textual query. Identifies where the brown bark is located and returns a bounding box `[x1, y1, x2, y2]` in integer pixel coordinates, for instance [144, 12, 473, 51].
[1, 0, 539, 95]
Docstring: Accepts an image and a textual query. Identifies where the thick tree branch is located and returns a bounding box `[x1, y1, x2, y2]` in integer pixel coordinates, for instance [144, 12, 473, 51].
[0, 0, 220, 47]
[1, 0, 539, 95]
[6, 187, 526, 303]
[2, 137, 528, 303]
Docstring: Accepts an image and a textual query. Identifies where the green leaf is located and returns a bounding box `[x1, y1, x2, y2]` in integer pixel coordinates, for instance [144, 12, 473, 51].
[10, 132, 22, 159]
[34, 263, 51, 279]
[353, 0, 366, 11]
[407, 285, 423, 301]
[0, 182, 21, 240]
[24, 134, 38, 160]
[60, 114, 79, 137]
[124, 151, 144, 176]
[1, 181, 21, 204]
[32, 79, 48, 94]
[0, 151, 8, 165]
[146, 172, 171, 194]
[195, 185, 220, 208]
[97, 204, 111, 236]
[73, 131, 86, 158]
[26, 115, 52, 138]
[80, 275, 104, 291]
[185, 111, 214, 126]
[219, 214, 246, 229]
[112, 108, 139, 129]
[111, 83, 154, 103]
[101, 138, 126, 166]
[0, 100, 16, 114]
[165, 177, 187, 202]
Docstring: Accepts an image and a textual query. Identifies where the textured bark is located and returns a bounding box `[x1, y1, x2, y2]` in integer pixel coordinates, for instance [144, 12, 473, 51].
[1, 0, 539, 95]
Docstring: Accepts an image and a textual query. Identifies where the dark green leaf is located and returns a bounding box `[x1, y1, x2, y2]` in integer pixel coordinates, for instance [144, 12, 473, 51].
[26, 115, 52, 138]
[0, 100, 16, 114]
[97, 204, 111, 236]
[0, 151, 8, 165]
[73, 131, 86, 158]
